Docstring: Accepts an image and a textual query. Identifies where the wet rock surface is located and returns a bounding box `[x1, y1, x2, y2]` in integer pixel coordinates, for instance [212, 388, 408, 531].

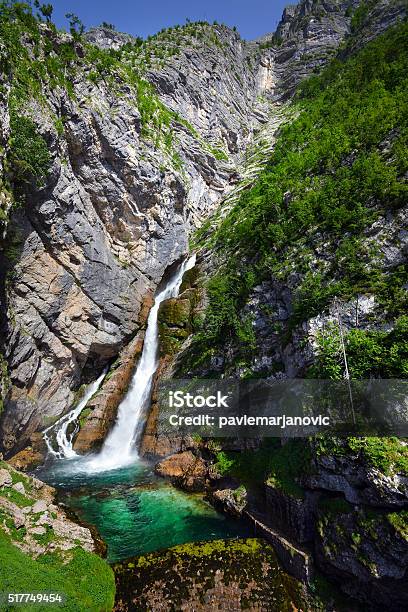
[73, 330, 146, 454]
[208, 487, 248, 518]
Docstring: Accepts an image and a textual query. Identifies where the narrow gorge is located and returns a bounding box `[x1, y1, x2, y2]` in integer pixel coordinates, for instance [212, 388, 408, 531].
[0, 0, 407, 610]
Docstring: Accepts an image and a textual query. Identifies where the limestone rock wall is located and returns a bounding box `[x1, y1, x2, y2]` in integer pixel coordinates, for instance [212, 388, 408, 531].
[0, 24, 271, 455]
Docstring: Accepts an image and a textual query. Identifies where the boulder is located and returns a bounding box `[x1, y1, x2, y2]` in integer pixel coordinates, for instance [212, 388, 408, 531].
[8, 447, 45, 471]
[51, 519, 94, 552]
[0, 468, 12, 487]
[36, 513, 51, 526]
[32, 500, 48, 514]
[0, 497, 25, 529]
[209, 487, 248, 517]
[155, 451, 208, 492]
[29, 526, 46, 536]
[12, 481, 25, 495]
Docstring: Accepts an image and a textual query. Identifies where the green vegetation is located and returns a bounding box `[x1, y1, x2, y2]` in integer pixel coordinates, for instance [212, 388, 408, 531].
[215, 440, 311, 497]
[8, 110, 51, 195]
[83, 20, 230, 154]
[310, 316, 408, 379]
[350, 0, 378, 33]
[213, 450, 235, 476]
[0, 531, 115, 611]
[0, 2, 77, 104]
[190, 21, 408, 369]
[0, 2, 231, 214]
[259, 33, 283, 49]
[136, 537, 263, 563]
[387, 510, 408, 541]
[118, 20, 224, 73]
[0, 355, 9, 416]
[315, 436, 408, 476]
[0, 461, 115, 611]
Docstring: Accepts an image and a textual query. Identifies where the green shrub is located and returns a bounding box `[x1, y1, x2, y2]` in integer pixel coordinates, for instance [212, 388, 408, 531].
[347, 437, 408, 475]
[310, 316, 408, 379]
[315, 436, 408, 476]
[387, 510, 408, 540]
[214, 440, 311, 498]
[9, 111, 51, 191]
[214, 451, 235, 475]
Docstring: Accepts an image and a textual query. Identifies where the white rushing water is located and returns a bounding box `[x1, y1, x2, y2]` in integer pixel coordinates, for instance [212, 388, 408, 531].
[43, 368, 107, 459]
[86, 254, 197, 472]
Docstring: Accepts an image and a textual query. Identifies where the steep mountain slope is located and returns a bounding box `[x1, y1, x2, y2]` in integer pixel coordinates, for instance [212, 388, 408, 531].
[0, 0, 407, 610]
[180, 0, 408, 382]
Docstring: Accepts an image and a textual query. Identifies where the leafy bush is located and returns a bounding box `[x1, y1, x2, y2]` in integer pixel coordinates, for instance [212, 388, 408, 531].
[387, 510, 408, 540]
[315, 436, 408, 476]
[214, 440, 311, 497]
[214, 451, 235, 475]
[310, 316, 408, 379]
[347, 437, 408, 475]
[8, 111, 51, 192]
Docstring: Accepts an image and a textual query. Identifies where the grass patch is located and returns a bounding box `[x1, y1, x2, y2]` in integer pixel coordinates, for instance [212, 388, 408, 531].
[0, 530, 115, 611]
[387, 510, 408, 541]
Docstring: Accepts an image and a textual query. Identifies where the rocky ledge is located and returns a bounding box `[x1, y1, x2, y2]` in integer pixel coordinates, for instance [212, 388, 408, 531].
[0, 460, 97, 558]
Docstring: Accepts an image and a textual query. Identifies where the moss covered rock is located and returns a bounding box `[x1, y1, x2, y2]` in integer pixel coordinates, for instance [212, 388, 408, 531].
[113, 538, 309, 611]
[158, 286, 204, 356]
[316, 505, 408, 610]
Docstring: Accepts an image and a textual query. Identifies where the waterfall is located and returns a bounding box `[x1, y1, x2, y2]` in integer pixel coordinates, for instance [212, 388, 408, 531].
[87, 254, 196, 472]
[43, 368, 107, 459]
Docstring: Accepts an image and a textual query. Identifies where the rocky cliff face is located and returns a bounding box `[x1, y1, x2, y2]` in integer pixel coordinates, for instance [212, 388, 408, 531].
[0, 460, 97, 556]
[266, 0, 360, 98]
[0, 0, 406, 609]
[0, 17, 275, 455]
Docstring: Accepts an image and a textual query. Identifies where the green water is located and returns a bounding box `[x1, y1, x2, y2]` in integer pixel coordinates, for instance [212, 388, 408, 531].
[36, 458, 250, 562]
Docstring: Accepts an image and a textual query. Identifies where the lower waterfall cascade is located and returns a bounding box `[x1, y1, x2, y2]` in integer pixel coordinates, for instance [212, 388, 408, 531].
[43, 368, 107, 459]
